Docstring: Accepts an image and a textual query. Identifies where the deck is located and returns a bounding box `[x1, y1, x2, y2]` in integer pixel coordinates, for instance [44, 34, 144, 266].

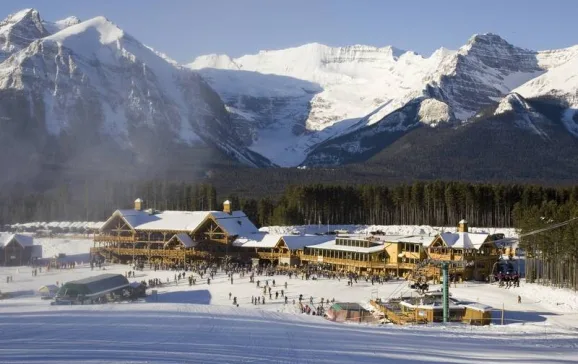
[91, 246, 211, 260]
[369, 300, 426, 325]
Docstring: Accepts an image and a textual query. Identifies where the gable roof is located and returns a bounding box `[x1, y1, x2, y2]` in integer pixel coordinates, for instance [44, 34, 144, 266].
[440, 232, 489, 249]
[102, 209, 258, 236]
[233, 233, 280, 248]
[233, 234, 334, 250]
[167, 233, 197, 248]
[0, 233, 33, 248]
[306, 239, 386, 254]
[212, 212, 259, 236]
[282, 235, 335, 250]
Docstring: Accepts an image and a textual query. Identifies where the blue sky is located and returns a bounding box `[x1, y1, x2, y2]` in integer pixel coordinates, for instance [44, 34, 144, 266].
[2, 0, 577, 62]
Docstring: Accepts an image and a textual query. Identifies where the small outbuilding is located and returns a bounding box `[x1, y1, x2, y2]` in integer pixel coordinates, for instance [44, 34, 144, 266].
[462, 303, 492, 325]
[327, 302, 375, 323]
[56, 274, 130, 303]
[0, 234, 37, 266]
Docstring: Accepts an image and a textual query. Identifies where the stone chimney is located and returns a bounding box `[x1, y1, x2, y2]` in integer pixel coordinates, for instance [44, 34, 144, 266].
[134, 198, 144, 211]
[223, 200, 231, 214]
[458, 219, 468, 233]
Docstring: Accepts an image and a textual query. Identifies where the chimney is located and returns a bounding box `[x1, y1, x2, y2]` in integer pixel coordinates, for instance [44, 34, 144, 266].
[458, 219, 468, 233]
[134, 198, 144, 211]
[223, 200, 231, 214]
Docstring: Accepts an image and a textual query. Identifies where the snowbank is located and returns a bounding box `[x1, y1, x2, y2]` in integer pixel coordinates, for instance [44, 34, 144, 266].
[261, 224, 517, 238]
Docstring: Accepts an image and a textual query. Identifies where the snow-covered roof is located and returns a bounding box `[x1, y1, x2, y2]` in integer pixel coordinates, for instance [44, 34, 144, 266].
[167, 233, 197, 248]
[306, 239, 385, 254]
[459, 219, 468, 224]
[233, 233, 280, 248]
[105, 209, 258, 236]
[381, 234, 437, 247]
[440, 232, 489, 249]
[0, 233, 34, 248]
[282, 235, 334, 250]
[462, 303, 493, 312]
[233, 234, 333, 250]
[212, 212, 259, 236]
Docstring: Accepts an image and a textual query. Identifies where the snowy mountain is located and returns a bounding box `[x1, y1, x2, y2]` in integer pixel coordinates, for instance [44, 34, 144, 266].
[0, 9, 272, 187]
[190, 34, 578, 168]
[188, 43, 453, 166]
[1, 8, 577, 187]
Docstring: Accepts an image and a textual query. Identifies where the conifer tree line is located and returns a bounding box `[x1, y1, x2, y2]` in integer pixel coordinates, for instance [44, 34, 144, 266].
[2, 179, 576, 288]
[514, 200, 578, 290]
[1, 180, 577, 232]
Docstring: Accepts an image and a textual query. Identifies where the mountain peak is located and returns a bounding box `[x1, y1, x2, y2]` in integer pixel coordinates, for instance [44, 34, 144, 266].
[56, 16, 81, 27]
[467, 33, 510, 45]
[0, 8, 48, 58]
[4, 8, 38, 23]
[44, 16, 125, 47]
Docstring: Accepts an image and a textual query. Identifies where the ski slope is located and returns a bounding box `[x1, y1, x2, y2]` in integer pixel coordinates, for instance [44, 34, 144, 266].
[1, 237, 577, 363]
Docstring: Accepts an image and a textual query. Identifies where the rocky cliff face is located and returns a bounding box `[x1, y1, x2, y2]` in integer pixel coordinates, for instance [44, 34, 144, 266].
[0, 9, 49, 61]
[0, 10, 273, 188]
[190, 33, 578, 167]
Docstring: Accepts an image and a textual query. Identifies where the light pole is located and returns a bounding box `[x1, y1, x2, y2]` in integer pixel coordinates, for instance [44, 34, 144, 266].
[442, 262, 449, 324]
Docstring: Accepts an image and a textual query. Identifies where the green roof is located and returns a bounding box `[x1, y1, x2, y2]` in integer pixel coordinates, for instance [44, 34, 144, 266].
[331, 302, 366, 311]
[58, 274, 129, 298]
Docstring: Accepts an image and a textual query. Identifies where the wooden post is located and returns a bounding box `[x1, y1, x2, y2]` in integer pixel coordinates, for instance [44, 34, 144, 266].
[501, 303, 505, 325]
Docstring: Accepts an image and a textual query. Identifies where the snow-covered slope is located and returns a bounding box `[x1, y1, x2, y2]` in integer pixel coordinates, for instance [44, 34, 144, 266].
[0, 9, 272, 184]
[189, 43, 454, 166]
[42, 15, 81, 34]
[0, 9, 49, 61]
[190, 34, 578, 167]
[510, 55, 578, 137]
[2, 262, 578, 363]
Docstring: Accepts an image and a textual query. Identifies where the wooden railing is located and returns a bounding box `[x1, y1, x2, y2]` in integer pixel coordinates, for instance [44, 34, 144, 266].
[299, 254, 408, 270]
[256, 251, 291, 260]
[94, 235, 135, 243]
[93, 246, 209, 259]
[370, 300, 421, 325]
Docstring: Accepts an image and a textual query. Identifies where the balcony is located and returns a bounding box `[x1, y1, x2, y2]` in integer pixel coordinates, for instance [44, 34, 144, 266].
[94, 234, 135, 243]
[93, 246, 210, 259]
[256, 251, 291, 260]
[299, 254, 406, 270]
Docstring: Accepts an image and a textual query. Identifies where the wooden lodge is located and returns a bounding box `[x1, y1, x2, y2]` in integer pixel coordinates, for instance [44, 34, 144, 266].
[92, 199, 333, 265]
[92, 199, 262, 264]
[0, 234, 40, 266]
[428, 220, 502, 281]
[298, 219, 502, 280]
[93, 202, 502, 282]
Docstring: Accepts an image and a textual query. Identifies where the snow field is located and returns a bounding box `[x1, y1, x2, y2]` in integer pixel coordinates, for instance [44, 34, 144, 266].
[1, 235, 578, 363]
[1, 263, 578, 363]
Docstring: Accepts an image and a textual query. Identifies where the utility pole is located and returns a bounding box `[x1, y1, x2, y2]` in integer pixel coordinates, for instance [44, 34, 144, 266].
[442, 262, 449, 323]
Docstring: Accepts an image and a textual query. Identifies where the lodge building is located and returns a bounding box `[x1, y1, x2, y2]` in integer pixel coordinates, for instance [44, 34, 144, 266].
[92, 199, 502, 280]
[93, 199, 261, 264]
[0, 233, 41, 266]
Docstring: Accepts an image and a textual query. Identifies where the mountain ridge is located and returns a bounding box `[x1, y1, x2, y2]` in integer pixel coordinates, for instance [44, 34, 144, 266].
[0, 8, 577, 190]
[190, 32, 578, 167]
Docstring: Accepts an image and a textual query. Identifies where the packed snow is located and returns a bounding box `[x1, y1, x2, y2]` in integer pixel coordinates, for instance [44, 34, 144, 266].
[1, 233, 578, 362]
[1, 256, 578, 362]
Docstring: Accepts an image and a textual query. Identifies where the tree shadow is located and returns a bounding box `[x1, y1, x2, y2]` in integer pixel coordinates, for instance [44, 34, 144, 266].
[492, 308, 558, 324]
[145, 289, 212, 305]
